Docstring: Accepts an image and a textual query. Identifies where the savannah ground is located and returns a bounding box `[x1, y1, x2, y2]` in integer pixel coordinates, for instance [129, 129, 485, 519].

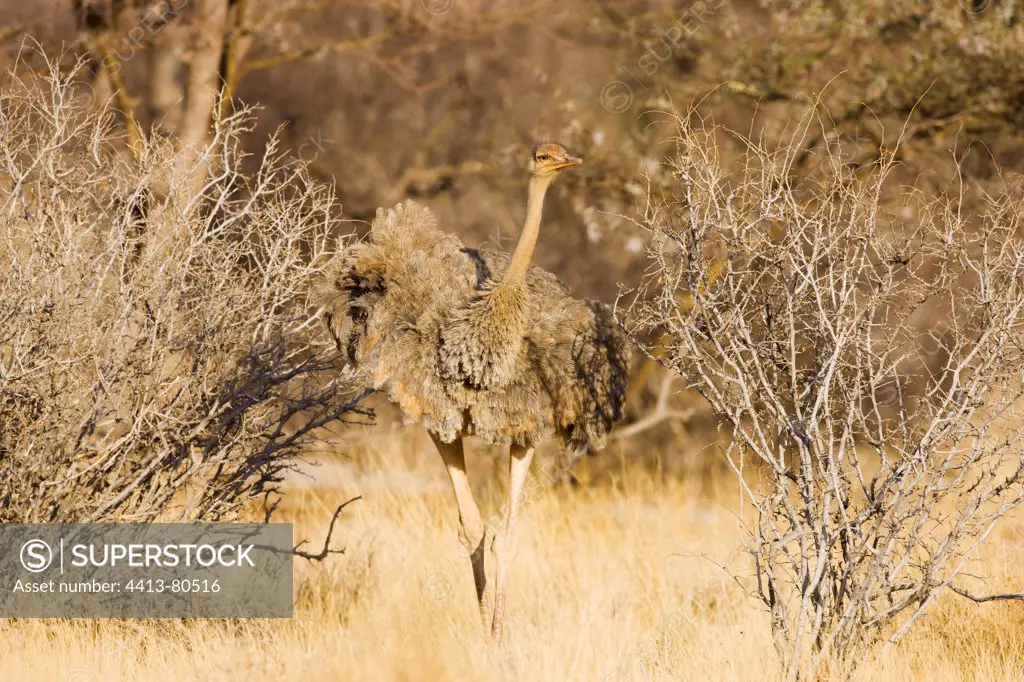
[3, 413, 1024, 682]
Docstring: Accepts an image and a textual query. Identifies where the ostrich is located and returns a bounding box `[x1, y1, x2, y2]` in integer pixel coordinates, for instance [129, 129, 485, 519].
[317, 143, 628, 640]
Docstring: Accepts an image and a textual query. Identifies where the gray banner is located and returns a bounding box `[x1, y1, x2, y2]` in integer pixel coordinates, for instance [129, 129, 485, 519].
[0, 524, 293, 617]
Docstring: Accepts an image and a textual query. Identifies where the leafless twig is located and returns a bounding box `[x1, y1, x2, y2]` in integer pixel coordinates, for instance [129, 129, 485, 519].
[292, 495, 362, 561]
[949, 585, 1024, 604]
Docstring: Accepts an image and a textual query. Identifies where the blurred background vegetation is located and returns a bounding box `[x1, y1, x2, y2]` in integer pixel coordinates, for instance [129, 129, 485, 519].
[6, 0, 1024, 480]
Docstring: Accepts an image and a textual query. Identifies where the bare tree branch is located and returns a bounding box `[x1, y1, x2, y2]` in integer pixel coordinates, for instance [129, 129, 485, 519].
[949, 585, 1024, 604]
[609, 372, 695, 441]
[292, 496, 362, 561]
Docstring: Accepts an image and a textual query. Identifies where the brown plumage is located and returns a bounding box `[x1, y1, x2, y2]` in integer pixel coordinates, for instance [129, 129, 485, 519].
[318, 148, 628, 453]
[315, 142, 628, 642]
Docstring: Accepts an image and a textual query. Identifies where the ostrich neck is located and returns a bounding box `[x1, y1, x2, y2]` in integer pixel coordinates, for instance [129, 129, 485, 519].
[502, 175, 552, 285]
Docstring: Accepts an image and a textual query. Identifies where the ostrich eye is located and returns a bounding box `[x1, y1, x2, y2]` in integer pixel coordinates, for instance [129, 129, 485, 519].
[537, 154, 550, 162]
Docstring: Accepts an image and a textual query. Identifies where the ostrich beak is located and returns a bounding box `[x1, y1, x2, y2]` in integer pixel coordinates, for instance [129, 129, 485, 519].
[556, 155, 583, 170]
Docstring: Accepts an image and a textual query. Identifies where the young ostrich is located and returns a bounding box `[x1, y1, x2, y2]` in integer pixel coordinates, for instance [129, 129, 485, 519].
[317, 143, 628, 640]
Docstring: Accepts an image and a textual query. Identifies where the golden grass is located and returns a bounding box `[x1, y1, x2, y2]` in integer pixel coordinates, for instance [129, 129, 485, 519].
[3, 420, 1024, 681]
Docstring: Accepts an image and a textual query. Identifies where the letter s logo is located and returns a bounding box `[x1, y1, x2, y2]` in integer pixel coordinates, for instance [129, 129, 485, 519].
[20, 539, 53, 573]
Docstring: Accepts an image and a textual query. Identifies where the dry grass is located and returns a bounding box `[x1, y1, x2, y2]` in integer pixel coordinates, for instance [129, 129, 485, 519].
[2, 414, 1024, 681]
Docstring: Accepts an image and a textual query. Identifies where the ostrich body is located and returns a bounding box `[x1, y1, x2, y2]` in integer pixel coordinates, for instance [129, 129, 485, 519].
[318, 144, 628, 640]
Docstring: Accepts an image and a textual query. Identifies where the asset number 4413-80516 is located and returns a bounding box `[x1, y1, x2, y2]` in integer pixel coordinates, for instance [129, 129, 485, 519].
[124, 579, 222, 593]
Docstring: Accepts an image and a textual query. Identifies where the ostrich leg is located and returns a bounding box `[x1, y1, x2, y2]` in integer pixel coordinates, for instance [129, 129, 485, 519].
[430, 433, 490, 635]
[490, 443, 535, 642]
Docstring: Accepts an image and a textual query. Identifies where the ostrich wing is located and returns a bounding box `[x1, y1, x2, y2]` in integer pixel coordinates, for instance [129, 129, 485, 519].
[316, 201, 628, 450]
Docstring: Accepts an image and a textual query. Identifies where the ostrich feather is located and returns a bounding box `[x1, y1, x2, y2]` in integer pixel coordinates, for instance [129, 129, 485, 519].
[316, 200, 628, 452]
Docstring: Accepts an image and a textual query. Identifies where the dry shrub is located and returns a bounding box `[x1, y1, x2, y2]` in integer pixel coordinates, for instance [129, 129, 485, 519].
[625, 106, 1024, 677]
[0, 56, 366, 523]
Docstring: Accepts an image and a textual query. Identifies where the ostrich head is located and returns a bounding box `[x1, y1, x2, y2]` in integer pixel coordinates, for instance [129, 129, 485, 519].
[529, 143, 583, 178]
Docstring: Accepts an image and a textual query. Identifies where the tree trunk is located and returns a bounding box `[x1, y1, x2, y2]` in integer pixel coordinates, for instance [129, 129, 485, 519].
[175, 0, 229, 194]
[149, 34, 183, 132]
